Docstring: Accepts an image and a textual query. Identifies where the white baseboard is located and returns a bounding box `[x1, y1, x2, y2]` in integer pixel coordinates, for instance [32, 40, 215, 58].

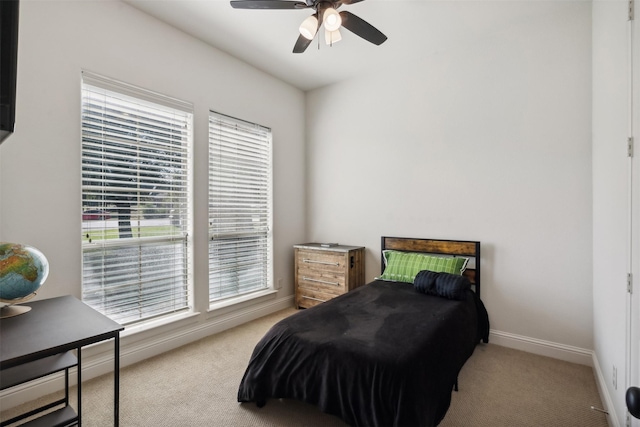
[489, 329, 594, 366]
[489, 329, 619, 427]
[591, 352, 620, 427]
[0, 295, 294, 411]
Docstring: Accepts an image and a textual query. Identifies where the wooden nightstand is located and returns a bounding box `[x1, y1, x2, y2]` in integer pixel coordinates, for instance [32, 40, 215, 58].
[294, 243, 365, 309]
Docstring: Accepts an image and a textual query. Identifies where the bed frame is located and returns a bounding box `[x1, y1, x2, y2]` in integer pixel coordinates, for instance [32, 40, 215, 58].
[381, 236, 481, 298]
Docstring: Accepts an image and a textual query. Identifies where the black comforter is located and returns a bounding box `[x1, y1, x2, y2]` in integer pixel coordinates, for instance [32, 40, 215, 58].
[237, 279, 489, 427]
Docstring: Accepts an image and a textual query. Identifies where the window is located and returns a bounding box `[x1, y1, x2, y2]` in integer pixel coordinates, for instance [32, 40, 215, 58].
[208, 112, 272, 302]
[81, 72, 193, 325]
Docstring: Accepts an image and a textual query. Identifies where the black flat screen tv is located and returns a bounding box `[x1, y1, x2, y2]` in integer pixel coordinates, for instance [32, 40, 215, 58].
[0, 0, 20, 144]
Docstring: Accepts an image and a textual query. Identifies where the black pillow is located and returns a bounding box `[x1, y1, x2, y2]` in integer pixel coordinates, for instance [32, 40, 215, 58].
[413, 270, 471, 301]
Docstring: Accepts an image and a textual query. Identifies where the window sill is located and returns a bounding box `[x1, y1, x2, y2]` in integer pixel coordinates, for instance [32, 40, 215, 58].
[207, 289, 278, 314]
[120, 310, 201, 339]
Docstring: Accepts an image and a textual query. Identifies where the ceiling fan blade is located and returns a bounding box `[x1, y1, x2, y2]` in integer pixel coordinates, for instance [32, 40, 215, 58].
[338, 0, 366, 5]
[230, 0, 308, 10]
[293, 34, 314, 53]
[339, 10, 387, 45]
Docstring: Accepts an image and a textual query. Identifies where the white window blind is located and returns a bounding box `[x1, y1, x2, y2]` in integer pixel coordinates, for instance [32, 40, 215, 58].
[208, 111, 272, 302]
[81, 72, 193, 325]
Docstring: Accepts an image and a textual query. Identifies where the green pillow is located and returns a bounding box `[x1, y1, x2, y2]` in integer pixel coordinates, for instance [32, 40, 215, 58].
[377, 250, 468, 283]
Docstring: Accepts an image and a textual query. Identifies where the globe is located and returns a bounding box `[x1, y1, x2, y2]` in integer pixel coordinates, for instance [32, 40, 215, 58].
[0, 242, 49, 317]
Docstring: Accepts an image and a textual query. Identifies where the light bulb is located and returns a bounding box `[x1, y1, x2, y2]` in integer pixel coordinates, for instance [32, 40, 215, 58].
[325, 28, 342, 45]
[323, 7, 342, 32]
[299, 15, 318, 40]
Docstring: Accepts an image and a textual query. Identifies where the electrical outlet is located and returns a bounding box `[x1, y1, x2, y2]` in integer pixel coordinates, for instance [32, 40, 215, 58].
[276, 278, 283, 289]
[613, 365, 618, 390]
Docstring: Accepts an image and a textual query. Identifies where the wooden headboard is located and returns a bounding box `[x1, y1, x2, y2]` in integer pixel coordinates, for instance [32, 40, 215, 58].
[381, 236, 481, 298]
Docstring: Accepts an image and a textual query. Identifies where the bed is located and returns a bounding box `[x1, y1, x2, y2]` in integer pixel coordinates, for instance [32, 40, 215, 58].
[237, 237, 490, 427]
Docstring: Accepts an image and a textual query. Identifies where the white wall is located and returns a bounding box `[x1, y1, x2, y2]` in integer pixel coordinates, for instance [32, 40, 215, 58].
[0, 0, 306, 402]
[593, 0, 638, 425]
[306, 1, 594, 351]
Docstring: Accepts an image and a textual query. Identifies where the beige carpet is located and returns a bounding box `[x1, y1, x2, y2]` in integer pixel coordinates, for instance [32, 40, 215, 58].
[2, 308, 609, 426]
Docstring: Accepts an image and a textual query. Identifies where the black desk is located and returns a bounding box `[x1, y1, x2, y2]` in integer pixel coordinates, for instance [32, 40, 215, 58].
[0, 296, 123, 426]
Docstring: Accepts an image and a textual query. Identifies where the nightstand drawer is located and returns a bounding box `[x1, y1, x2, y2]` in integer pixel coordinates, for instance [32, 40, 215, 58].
[297, 288, 336, 308]
[297, 272, 345, 294]
[298, 272, 344, 286]
[297, 250, 345, 274]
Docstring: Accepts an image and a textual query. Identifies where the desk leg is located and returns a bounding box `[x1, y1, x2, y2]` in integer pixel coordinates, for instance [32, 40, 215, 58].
[65, 367, 70, 406]
[114, 333, 120, 427]
[77, 347, 82, 426]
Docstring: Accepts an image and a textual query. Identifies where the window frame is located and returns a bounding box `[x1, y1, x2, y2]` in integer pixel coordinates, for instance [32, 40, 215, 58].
[80, 71, 194, 326]
[208, 111, 273, 305]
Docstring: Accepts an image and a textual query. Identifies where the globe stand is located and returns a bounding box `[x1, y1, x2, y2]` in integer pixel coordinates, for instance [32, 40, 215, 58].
[0, 292, 37, 319]
[0, 304, 32, 318]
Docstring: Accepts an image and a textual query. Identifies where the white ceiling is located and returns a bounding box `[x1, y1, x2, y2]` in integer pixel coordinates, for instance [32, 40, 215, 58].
[124, 0, 557, 92]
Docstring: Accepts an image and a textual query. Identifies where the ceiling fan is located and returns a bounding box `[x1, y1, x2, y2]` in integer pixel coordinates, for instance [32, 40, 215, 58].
[230, 0, 388, 53]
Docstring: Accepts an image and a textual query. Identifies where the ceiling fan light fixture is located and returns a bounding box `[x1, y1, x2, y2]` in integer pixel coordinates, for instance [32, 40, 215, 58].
[325, 28, 342, 45]
[323, 7, 342, 32]
[230, 0, 388, 53]
[299, 15, 318, 40]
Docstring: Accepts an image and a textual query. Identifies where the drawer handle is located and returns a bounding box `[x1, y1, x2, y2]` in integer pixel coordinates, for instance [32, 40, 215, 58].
[302, 295, 327, 303]
[302, 276, 340, 286]
[302, 258, 340, 266]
